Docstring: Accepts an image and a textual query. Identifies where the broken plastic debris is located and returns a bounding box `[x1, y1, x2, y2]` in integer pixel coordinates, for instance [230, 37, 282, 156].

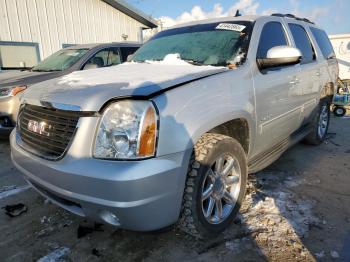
[330, 251, 340, 258]
[2, 203, 28, 217]
[37, 247, 69, 262]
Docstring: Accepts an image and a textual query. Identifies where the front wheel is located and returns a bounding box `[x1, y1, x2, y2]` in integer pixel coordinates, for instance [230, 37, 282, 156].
[303, 99, 330, 145]
[179, 133, 247, 238]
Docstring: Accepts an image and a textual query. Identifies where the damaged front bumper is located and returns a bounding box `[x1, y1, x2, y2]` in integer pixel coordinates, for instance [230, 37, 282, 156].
[10, 130, 190, 231]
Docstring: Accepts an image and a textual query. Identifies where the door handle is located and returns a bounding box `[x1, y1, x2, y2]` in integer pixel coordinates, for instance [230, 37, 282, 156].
[315, 71, 321, 76]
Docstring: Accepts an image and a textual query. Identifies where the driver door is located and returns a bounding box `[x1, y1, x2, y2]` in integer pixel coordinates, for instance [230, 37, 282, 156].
[253, 21, 303, 155]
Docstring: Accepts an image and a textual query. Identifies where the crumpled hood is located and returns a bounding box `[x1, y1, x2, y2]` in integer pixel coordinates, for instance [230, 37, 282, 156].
[22, 63, 227, 112]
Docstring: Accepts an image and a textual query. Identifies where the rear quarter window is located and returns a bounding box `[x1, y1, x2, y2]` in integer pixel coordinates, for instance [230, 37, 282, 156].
[310, 27, 335, 59]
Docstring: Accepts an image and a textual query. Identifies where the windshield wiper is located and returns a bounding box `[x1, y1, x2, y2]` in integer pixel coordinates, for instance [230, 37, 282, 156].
[32, 69, 61, 72]
[183, 59, 205, 66]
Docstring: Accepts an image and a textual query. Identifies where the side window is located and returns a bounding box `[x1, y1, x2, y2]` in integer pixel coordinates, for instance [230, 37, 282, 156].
[257, 22, 288, 59]
[107, 48, 121, 66]
[310, 27, 335, 59]
[120, 47, 139, 62]
[288, 23, 316, 64]
[83, 48, 121, 70]
[84, 50, 109, 70]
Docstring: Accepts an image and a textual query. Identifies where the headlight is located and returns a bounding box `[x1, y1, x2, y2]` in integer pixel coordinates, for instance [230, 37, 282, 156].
[0, 85, 27, 97]
[94, 100, 158, 160]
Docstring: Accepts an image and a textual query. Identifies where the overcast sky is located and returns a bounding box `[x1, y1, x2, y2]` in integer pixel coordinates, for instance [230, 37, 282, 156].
[126, 0, 350, 34]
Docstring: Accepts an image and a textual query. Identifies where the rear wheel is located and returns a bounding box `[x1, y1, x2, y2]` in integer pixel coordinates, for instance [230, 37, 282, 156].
[179, 133, 247, 238]
[304, 99, 330, 145]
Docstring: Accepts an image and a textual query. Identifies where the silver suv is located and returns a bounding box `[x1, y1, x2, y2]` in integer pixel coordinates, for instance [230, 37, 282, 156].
[11, 14, 338, 237]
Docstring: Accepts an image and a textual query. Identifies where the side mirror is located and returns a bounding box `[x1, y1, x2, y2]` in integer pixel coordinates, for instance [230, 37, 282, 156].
[257, 46, 302, 69]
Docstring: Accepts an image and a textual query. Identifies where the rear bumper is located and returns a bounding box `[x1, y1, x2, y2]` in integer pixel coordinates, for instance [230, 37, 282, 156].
[10, 130, 191, 231]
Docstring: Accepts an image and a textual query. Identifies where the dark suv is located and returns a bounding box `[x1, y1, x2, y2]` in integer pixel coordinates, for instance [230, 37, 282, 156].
[0, 42, 140, 136]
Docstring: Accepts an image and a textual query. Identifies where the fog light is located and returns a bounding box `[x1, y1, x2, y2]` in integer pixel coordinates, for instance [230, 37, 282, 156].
[99, 210, 120, 226]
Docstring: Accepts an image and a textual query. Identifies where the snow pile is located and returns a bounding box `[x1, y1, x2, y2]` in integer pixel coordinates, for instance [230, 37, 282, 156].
[50, 59, 224, 89]
[146, 53, 192, 66]
[225, 170, 319, 260]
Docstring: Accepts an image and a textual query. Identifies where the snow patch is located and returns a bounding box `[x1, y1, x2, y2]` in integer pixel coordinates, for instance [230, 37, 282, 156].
[146, 53, 192, 66]
[226, 170, 319, 259]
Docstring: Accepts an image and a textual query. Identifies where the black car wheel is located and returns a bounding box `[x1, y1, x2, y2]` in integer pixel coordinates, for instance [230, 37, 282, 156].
[179, 133, 247, 238]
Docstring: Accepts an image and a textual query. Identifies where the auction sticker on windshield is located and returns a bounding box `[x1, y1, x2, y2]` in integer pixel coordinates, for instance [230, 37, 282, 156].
[216, 23, 246, 32]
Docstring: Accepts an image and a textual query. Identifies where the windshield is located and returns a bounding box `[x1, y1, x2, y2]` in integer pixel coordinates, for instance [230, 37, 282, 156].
[133, 21, 253, 67]
[32, 48, 89, 72]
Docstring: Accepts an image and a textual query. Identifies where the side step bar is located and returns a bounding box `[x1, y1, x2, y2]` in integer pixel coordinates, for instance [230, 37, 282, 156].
[248, 125, 311, 173]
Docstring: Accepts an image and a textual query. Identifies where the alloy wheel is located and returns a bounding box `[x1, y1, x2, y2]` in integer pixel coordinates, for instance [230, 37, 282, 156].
[201, 154, 241, 224]
[318, 104, 329, 138]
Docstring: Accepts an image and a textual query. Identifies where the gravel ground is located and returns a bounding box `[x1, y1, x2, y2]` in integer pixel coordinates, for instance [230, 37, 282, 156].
[0, 114, 349, 262]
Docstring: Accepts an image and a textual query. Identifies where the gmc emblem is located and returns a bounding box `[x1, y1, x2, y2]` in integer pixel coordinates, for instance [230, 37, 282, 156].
[27, 120, 51, 137]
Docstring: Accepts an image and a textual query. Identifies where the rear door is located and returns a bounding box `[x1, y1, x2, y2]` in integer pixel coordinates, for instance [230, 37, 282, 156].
[253, 21, 303, 155]
[287, 23, 320, 122]
[309, 27, 338, 87]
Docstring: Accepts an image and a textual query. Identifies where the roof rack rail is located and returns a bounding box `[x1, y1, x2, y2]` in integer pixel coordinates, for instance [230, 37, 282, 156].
[271, 13, 284, 17]
[271, 13, 314, 24]
[285, 14, 296, 18]
[302, 18, 314, 24]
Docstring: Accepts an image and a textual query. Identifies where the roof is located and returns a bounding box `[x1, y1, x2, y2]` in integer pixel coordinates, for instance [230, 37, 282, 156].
[64, 42, 141, 50]
[169, 15, 261, 29]
[169, 14, 320, 30]
[102, 0, 158, 28]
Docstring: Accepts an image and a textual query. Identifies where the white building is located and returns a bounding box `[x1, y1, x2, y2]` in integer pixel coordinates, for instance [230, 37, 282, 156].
[0, 0, 157, 69]
[329, 33, 350, 80]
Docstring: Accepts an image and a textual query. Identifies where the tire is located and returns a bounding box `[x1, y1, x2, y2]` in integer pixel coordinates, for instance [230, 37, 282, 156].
[179, 133, 247, 238]
[333, 106, 346, 117]
[303, 99, 330, 145]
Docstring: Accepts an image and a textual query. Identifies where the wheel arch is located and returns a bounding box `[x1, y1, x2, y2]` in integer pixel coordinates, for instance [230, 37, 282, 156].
[207, 118, 250, 154]
[189, 111, 254, 157]
[320, 81, 335, 101]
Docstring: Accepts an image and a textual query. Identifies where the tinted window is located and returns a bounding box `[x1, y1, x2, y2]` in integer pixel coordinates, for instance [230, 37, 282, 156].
[310, 27, 335, 59]
[288, 24, 315, 64]
[257, 22, 288, 58]
[120, 47, 139, 62]
[91, 50, 110, 66]
[83, 48, 121, 70]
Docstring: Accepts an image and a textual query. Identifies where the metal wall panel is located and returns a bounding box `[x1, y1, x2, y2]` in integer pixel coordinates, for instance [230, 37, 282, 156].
[0, 0, 147, 59]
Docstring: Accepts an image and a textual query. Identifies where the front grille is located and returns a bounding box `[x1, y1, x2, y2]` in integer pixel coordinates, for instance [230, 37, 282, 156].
[18, 104, 80, 160]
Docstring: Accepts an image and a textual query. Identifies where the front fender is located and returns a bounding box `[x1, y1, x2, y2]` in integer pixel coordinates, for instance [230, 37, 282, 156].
[153, 69, 256, 157]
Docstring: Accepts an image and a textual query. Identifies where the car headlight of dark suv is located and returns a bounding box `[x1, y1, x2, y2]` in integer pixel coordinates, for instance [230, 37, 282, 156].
[0, 86, 27, 98]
